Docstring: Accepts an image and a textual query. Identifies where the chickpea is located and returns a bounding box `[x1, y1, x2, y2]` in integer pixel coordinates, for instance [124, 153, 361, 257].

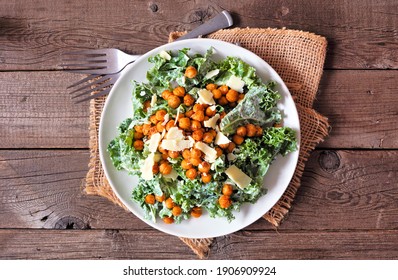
[246, 123, 257, 137]
[229, 102, 237, 108]
[152, 163, 159, 174]
[161, 153, 168, 160]
[202, 132, 214, 144]
[183, 94, 195, 106]
[155, 193, 165, 202]
[163, 216, 174, 224]
[218, 143, 229, 150]
[133, 131, 144, 139]
[215, 147, 223, 157]
[219, 111, 227, 120]
[219, 85, 229, 94]
[255, 126, 263, 136]
[184, 66, 198, 79]
[191, 120, 202, 131]
[168, 150, 179, 159]
[206, 83, 217, 91]
[133, 140, 144, 150]
[190, 157, 201, 167]
[205, 106, 216, 117]
[218, 96, 228, 106]
[172, 205, 183, 216]
[149, 115, 158, 124]
[186, 168, 198, 180]
[218, 195, 232, 209]
[168, 95, 181, 109]
[185, 110, 194, 118]
[144, 194, 155, 204]
[236, 126, 247, 137]
[201, 173, 212, 183]
[148, 126, 158, 137]
[162, 90, 173, 100]
[190, 206, 202, 218]
[238, 93, 245, 101]
[198, 161, 211, 173]
[176, 117, 190, 131]
[159, 162, 172, 175]
[212, 88, 222, 99]
[192, 129, 204, 141]
[226, 89, 239, 102]
[172, 86, 185, 97]
[232, 134, 244, 145]
[165, 120, 175, 131]
[155, 109, 167, 121]
[182, 149, 191, 159]
[191, 110, 205, 122]
[222, 184, 234, 196]
[175, 112, 184, 123]
[209, 129, 217, 138]
[165, 197, 175, 209]
[143, 100, 151, 112]
[193, 104, 204, 112]
[156, 122, 165, 133]
[190, 148, 202, 159]
[134, 125, 143, 133]
[227, 142, 236, 153]
[158, 143, 167, 154]
[181, 159, 193, 170]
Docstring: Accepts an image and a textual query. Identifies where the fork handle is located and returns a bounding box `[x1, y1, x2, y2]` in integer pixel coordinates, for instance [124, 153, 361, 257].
[176, 11, 233, 41]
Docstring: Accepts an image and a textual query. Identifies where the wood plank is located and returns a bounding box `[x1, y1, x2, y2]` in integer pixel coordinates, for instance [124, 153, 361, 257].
[0, 229, 397, 259]
[0, 0, 396, 70]
[1, 70, 396, 149]
[1, 150, 397, 231]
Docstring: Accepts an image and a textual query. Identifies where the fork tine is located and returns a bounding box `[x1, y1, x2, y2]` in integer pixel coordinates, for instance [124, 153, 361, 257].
[60, 62, 108, 68]
[64, 68, 109, 74]
[67, 74, 100, 89]
[62, 58, 107, 63]
[74, 88, 112, 103]
[68, 74, 110, 93]
[70, 76, 114, 98]
[62, 49, 107, 56]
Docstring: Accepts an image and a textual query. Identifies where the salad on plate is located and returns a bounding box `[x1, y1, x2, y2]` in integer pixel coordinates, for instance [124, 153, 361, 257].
[107, 47, 297, 224]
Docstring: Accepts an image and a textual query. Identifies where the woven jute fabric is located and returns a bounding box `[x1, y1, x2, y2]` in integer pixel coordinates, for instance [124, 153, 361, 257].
[84, 28, 329, 259]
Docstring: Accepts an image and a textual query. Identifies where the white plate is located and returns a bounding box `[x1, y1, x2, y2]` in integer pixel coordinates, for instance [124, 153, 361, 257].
[99, 38, 300, 238]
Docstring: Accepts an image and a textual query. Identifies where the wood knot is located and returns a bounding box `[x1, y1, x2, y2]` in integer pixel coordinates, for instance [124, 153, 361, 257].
[54, 216, 90, 229]
[319, 151, 340, 172]
[189, 8, 212, 24]
[149, 3, 158, 13]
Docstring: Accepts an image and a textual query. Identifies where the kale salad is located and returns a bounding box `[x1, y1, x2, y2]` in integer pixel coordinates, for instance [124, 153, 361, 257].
[108, 47, 297, 224]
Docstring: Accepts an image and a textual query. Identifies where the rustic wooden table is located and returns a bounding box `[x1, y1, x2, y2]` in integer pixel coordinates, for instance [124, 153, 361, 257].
[1, 0, 397, 260]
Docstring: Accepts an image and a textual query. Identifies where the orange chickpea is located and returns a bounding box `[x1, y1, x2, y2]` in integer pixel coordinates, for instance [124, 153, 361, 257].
[198, 161, 211, 173]
[165, 197, 175, 209]
[155, 109, 167, 121]
[212, 89, 222, 99]
[218, 96, 228, 106]
[236, 126, 247, 137]
[173, 86, 186, 97]
[134, 125, 143, 133]
[246, 124, 257, 137]
[162, 90, 173, 100]
[163, 216, 174, 224]
[201, 173, 212, 183]
[205, 106, 216, 117]
[144, 194, 155, 204]
[161, 153, 168, 160]
[133, 131, 144, 139]
[191, 111, 205, 122]
[181, 159, 193, 170]
[238, 93, 245, 101]
[172, 205, 183, 216]
[159, 162, 172, 175]
[178, 117, 191, 130]
[192, 129, 204, 141]
[215, 147, 223, 157]
[222, 184, 234, 196]
[202, 132, 214, 144]
[219, 111, 227, 120]
[175, 112, 184, 123]
[232, 134, 245, 145]
[206, 83, 217, 91]
[166, 120, 175, 131]
[190, 148, 202, 159]
[191, 120, 202, 131]
[183, 94, 195, 106]
[219, 85, 229, 94]
[152, 163, 159, 174]
[182, 149, 191, 159]
[226, 89, 239, 102]
[227, 142, 236, 153]
[191, 206, 202, 218]
[168, 150, 179, 159]
[218, 143, 229, 150]
[148, 126, 158, 137]
[186, 168, 198, 180]
[149, 115, 158, 124]
[143, 100, 151, 112]
[156, 122, 165, 132]
[209, 129, 217, 138]
[190, 157, 201, 167]
[184, 66, 198, 79]
[168, 95, 181, 109]
[185, 110, 194, 118]
[218, 195, 232, 209]
[133, 140, 144, 150]
[155, 193, 165, 202]
[255, 126, 263, 136]
[193, 104, 204, 112]
[158, 143, 167, 154]
[142, 124, 152, 136]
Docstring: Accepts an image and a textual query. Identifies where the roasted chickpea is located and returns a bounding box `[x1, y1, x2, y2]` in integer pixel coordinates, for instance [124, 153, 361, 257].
[219, 85, 229, 94]
[218, 195, 232, 209]
[193, 104, 204, 112]
[185, 110, 194, 118]
[178, 117, 191, 130]
[134, 125, 143, 133]
[182, 149, 191, 159]
[255, 126, 263, 136]
[156, 122, 165, 133]
[201, 173, 212, 183]
[175, 112, 184, 123]
[229, 102, 237, 108]
[162, 90, 173, 100]
[152, 163, 159, 174]
[209, 129, 217, 138]
[158, 143, 167, 154]
[155, 109, 167, 121]
[165, 197, 175, 209]
[238, 93, 245, 101]
[172, 205, 183, 216]
[226, 89, 239, 102]
[222, 184, 234, 196]
[236, 126, 247, 137]
[190, 206, 202, 218]
[161, 153, 168, 160]
[133, 140, 144, 150]
[149, 114, 158, 124]
[212, 88, 222, 99]
[215, 147, 223, 157]
[184, 66, 198, 79]
[232, 134, 245, 145]
[163, 216, 174, 224]
[202, 132, 214, 144]
[206, 83, 217, 91]
[148, 126, 158, 137]
[190, 148, 202, 159]
[227, 142, 236, 153]
[198, 161, 211, 173]
[133, 131, 144, 139]
[159, 162, 172, 175]
[181, 159, 193, 170]
[155, 193, 165, 202]
[172, 86, 185, 97]
[168, 150, 179, 159]
[205, 106, 216, 117]
[191, 110, 205, 122]
[190, 157, 201, 167]
[168, 95, 181, 109]
[183, 94, 195, 106]
[144, 194, 155, 204]
[219, 111, 227, 120]
[186, 168, 198, 180]
[218, 143, 229, 150]
[246, 123, 257, 137]
[191, 120, 202, 131]
[165, 120, 175, 131]
[143, 100, 151, 112]
[192, 129, 204, 141]
[218, 96, 228, 106]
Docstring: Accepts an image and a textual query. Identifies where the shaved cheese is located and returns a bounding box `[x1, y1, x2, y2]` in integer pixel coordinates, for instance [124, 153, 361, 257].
[161, 139, 194, 151]
[163, 168, 178, 180]
[215, 131, 231, 145]
[197, 89, 216, 105]
[161, 113, 169, 126]
[150, 94, 157, 107]
[159, 50, 171, 60]
[226, 75, 245, 93]
[146, 132, 162, 153]
[165, 127, 184, 140]
[195, 142, 217, 163]
[154, 152, 162, 162]
[225, 165, 252, 189]
[141, 153, 155, 180]
[204, 113, 220, 129]
[175, 106, 181, 125]
[204, 69, 219, 79]
[227, 153, 237, 161]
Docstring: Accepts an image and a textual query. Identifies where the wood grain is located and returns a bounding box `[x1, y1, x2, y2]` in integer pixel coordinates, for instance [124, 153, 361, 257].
[1, 150, 397, 231]
[1, 70, 397, 149]
[0, 0, 396, 70]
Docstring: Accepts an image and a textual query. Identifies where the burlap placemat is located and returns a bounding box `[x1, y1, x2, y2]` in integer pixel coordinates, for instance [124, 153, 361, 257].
[85, 28, 329, 259]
